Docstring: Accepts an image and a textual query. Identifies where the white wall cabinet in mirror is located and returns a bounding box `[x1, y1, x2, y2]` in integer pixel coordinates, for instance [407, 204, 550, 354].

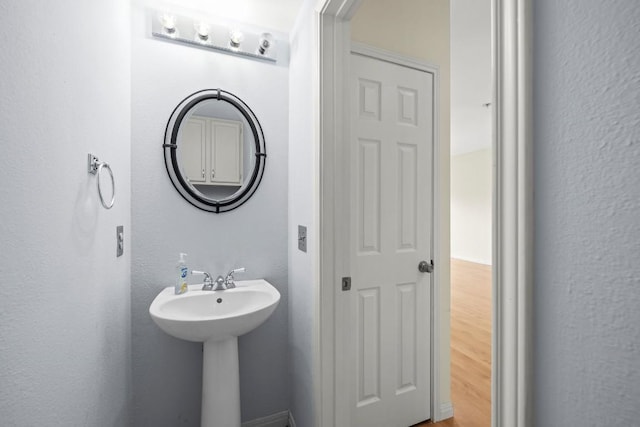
[182, 116, 243, 187]
[164, 89, 266, 213]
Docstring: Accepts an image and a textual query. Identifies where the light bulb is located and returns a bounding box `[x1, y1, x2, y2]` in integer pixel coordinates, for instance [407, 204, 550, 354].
[257, 33, 274, 55]
[158, 12, 177, 36]
[194, 22, 210, 43]
[229, 29, 244, 50]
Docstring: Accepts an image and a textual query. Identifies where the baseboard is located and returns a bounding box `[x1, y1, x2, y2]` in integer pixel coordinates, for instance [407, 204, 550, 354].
[439, 402, 454, 420]
[288, 411, 296, 427]
[242, 410, 291, 427]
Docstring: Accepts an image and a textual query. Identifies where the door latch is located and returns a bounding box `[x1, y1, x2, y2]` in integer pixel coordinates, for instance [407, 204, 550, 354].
[341, 277, 351, 291]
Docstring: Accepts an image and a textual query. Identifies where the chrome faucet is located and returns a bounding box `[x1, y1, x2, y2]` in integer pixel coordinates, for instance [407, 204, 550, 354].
[223, 267, 245, 289]
[192, 268, 245, 291]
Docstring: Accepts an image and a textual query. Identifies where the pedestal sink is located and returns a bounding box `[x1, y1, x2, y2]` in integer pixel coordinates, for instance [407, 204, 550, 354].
[149, 279, 280, 427]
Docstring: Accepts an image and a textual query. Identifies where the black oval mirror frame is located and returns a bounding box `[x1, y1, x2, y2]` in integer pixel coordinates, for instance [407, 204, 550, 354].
[163, 89, 266, 213]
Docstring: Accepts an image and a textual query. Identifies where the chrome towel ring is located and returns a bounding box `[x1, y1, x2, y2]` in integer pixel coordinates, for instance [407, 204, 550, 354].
[88, 153, 115, 209]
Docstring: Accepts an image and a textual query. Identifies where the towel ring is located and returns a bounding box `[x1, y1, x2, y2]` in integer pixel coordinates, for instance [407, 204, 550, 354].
[88, 153, 115, 209]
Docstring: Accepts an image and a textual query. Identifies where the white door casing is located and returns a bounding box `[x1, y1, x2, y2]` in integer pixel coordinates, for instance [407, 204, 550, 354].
[348, 51, 433, 427]
[317, 1, 533, 427]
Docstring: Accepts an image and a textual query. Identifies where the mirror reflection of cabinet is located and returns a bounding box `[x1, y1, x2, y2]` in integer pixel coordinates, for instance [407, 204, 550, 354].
[182, 115, 243, 186]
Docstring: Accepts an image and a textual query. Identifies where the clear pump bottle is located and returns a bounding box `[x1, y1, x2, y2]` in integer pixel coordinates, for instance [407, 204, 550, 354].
[175, 253, 189, 294]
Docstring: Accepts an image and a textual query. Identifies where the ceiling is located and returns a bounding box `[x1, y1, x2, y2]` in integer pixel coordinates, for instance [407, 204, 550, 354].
[170, 0, 304, 33]
[450, 0, 492, 155]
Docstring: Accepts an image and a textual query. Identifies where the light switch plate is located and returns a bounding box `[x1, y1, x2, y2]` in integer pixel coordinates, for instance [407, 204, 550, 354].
[116, 225, 124, 257]
[298, 225, 307, 252]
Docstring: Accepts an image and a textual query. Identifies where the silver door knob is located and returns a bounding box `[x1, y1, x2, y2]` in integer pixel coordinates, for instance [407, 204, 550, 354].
[418, 260, 433, 273]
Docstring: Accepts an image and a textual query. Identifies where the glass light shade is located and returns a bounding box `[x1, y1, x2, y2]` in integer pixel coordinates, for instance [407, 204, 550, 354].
[229, 29, 244, 49]
[158, 12, 177, 35]
[257, 33, 274, 55]
[194, 22, 210, 42]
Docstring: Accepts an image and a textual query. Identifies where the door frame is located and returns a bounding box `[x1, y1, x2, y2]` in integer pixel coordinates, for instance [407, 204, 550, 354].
[315, 0, 533, 426]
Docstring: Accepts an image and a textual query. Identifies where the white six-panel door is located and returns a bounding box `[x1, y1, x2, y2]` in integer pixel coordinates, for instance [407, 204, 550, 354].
[349, 51, 434, 427]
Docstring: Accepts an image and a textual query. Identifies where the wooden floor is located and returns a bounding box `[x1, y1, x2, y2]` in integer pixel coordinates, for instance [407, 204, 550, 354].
[417, 259, 492, 427]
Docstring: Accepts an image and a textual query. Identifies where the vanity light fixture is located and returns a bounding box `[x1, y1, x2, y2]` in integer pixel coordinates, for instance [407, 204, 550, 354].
[229, 29, 244, 50]
[257, 33, 274, 55]
[150, 11, 278, 63]
[158, 12, 178, 37]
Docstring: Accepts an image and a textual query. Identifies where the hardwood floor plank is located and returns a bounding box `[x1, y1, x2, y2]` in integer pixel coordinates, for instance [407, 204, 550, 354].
[417, 259, 491, 427]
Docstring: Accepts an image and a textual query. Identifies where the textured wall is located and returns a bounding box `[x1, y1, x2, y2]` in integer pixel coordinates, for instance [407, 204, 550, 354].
[451, 149, 492, 265]
[130, 1, 289, 425]
[534, 0, 640, 424]
[0, 1, 132, 425]
[351, 0, 452, 406]
[287, 0, 317, 425]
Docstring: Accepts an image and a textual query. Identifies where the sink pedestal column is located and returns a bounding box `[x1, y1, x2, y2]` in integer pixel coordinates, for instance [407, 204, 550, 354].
[202, 338, 241, 427]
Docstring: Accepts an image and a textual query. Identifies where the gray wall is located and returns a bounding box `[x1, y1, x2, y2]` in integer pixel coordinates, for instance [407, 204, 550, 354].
[130, 2, 289, 425]
[287, 0, 317, 425]
[534, 0, 640, 424]
[0, 1, 132, 426]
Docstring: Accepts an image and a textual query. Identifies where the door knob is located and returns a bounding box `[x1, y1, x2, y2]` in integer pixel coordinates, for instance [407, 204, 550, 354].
[418, 260, 434, 273]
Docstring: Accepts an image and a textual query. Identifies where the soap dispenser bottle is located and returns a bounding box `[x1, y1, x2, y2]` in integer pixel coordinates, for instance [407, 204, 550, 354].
[175, 253, 189, 294]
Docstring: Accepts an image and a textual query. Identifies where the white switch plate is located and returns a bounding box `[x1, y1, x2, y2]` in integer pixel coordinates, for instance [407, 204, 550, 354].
[117, 225, 124, 257]
[298, 225, 307, 252]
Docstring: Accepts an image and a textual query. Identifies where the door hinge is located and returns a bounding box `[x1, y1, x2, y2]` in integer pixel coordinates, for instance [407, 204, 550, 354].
[341, 277, 351, 291]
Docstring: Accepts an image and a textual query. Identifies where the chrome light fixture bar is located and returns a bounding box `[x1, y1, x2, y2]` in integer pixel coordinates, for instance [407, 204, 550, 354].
[151, 11, 278, 63]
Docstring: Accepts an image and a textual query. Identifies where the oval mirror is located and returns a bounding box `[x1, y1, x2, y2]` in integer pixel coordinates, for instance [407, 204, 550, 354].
[163, 89, 266, 213]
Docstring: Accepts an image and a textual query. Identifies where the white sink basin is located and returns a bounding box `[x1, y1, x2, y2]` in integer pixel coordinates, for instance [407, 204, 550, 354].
[149, 279, 280, 342]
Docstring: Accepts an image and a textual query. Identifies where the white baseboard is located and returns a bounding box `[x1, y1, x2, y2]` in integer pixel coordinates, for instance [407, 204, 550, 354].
[439, 401, 454, 420]
[242, 410, 291, 427]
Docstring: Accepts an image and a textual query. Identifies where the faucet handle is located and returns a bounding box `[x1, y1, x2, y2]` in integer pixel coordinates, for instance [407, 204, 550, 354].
[191, 270, 211, 279]
[192, 270, 213, 290]
[224, 267, 246, 288]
